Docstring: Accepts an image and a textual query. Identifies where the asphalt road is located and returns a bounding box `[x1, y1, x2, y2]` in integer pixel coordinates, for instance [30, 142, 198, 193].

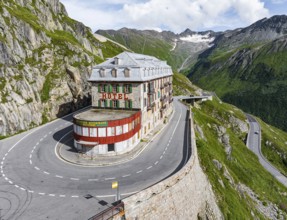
[246, 114, 287, 187]
[0, 97, 190, 220]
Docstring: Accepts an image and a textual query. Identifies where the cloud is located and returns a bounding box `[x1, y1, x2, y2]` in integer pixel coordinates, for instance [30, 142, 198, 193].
[60, 0, 270, 33]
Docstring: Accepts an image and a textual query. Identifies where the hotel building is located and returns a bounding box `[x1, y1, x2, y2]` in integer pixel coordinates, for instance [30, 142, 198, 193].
[73, 52, 173, 156]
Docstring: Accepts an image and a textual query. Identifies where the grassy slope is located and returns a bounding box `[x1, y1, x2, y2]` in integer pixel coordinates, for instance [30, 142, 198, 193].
[173, 73, 287, 218]
[258, 117, 287, 176]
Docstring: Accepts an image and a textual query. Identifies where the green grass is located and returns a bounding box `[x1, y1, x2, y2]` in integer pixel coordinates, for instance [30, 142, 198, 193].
[172, 73, 196, 96]
[193, 98, 287, 218]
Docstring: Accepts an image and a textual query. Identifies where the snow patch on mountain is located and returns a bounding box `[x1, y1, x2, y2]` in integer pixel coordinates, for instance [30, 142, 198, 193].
[180, 33, 214, 43]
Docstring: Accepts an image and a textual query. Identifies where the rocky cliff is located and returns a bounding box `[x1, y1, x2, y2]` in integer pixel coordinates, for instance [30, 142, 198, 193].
[0, 0, 123, 137]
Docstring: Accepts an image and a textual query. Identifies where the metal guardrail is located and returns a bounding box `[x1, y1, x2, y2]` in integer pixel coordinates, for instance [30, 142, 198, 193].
[88, 202, 125, 220]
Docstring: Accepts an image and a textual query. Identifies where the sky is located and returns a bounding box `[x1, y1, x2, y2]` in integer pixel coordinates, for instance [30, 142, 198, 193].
[60, 0, 287, 33]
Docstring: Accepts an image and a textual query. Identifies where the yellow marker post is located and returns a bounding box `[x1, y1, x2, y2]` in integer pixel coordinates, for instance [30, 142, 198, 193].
[112, 181, 118, 189]
[112, 181, 120, 201]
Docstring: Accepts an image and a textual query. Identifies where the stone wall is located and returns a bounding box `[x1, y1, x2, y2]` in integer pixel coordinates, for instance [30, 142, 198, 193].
[120, 109, 223, 220]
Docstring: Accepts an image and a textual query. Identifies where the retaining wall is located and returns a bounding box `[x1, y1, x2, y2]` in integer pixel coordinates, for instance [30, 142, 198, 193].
[121, 109, 223, 220]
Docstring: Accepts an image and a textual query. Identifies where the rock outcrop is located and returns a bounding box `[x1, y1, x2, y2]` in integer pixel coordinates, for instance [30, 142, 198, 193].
[0, 0, 122, 136]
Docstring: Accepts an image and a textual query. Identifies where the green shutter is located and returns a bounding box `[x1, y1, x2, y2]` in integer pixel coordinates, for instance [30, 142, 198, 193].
[125, 100, 128, 108]
[130, 100, 133, 109]
[123, 85, 125, 93]
[116, 85, 120, 93]
[98, 100, 101, 107]
[129, 84, 132, 93]
[109, 85, 113, 93]
[110, 100, 113, 108]
[105, 100, 108, 107]
[98, 84, 101, 92]
[116, 100, 119, 108]
[104, 84, 108, 92]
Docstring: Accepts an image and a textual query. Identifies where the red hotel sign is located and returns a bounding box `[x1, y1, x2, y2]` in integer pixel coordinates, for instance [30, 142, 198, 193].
[102, 93, 129, 100]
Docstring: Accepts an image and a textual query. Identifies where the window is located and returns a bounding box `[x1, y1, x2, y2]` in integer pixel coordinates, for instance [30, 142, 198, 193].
[110, 100, 119, 108]
[125, 100, 133, 109]
[123, 124, 128, 133]
[116, 126, 122, 135]
[111, 68, 117, 77]
[98, 99, 107, 107]
[90, 128, 97, 137]
[108, 144, 115, 152]
[124, 68, 130, 77]
[99, 68, 105, 77]
[143, 83, 146, 92]
[76, 125, 82, 135]
[82, 127, 89, 136]
[107, 127, 114, 136]
[123, 84, 132, 93]
[98, 128, 106, 137]
[144, 98, 147, 107]
[112, 84, 117, 93]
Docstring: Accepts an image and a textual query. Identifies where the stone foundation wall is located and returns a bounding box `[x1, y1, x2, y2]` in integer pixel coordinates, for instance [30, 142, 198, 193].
[120, 109, 223, 220]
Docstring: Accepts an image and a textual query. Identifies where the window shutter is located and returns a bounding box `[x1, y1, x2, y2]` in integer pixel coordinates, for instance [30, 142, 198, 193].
[123, 85, 125, 93]
[116, 100, 119, 108]
[104, 84, 108, 92]
[98, 100, 101, 107]
[116, 85, 120, 93]
[98, 84, 101, 92]
[109, 85, 113, 93]
[105, 100, 108, 107]
[129, 84, 132, 93]
[130, 100, 133, 109]
[125, 100, 128, 108]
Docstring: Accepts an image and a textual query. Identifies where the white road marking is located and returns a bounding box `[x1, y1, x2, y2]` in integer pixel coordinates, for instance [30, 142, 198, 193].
[136, 170, 142, 174]
[70, 178, 79, 181]
[44, 135, 47, 138]
[88, 179, 98, 181]
[20, 187, 26, 191]
[5, 153, 8, 157]
[56, 175, 63, 178]
[1, 161, 3, 165]
[49, 194, 55, 197]
[0, 165, 2, 170]
[59, 195, 66, 198]
[29, 154, 32, 159]
[0, 169, 3, 174]
[34, 166, 40, 171]
[40, 138, 43, 142]
[54, 128, 58, 131]
[165, 147, 168, 150]
[4, 177, 8, 181]
[160, 155, 163, 159]
[15, 185, 19, 188]
[43, 171, 50, 175]
[163, 151, 166, 155]
[71, 195, 79, 198]
[31, 149, 34, 153]
[122, 174, 131, 178]
[28, 190, 34, 193]
[36, 142, 39, 145]
[155, 161, 159, 165]
[8, 181, 13, 184]
[146, 166, 153, 170]
[105, 177, 115, 180]
[29, 160, 32, 165]
[2, 173, 5, 177]
[2, 157, 5, 161]
[38, 192, 45, 195]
